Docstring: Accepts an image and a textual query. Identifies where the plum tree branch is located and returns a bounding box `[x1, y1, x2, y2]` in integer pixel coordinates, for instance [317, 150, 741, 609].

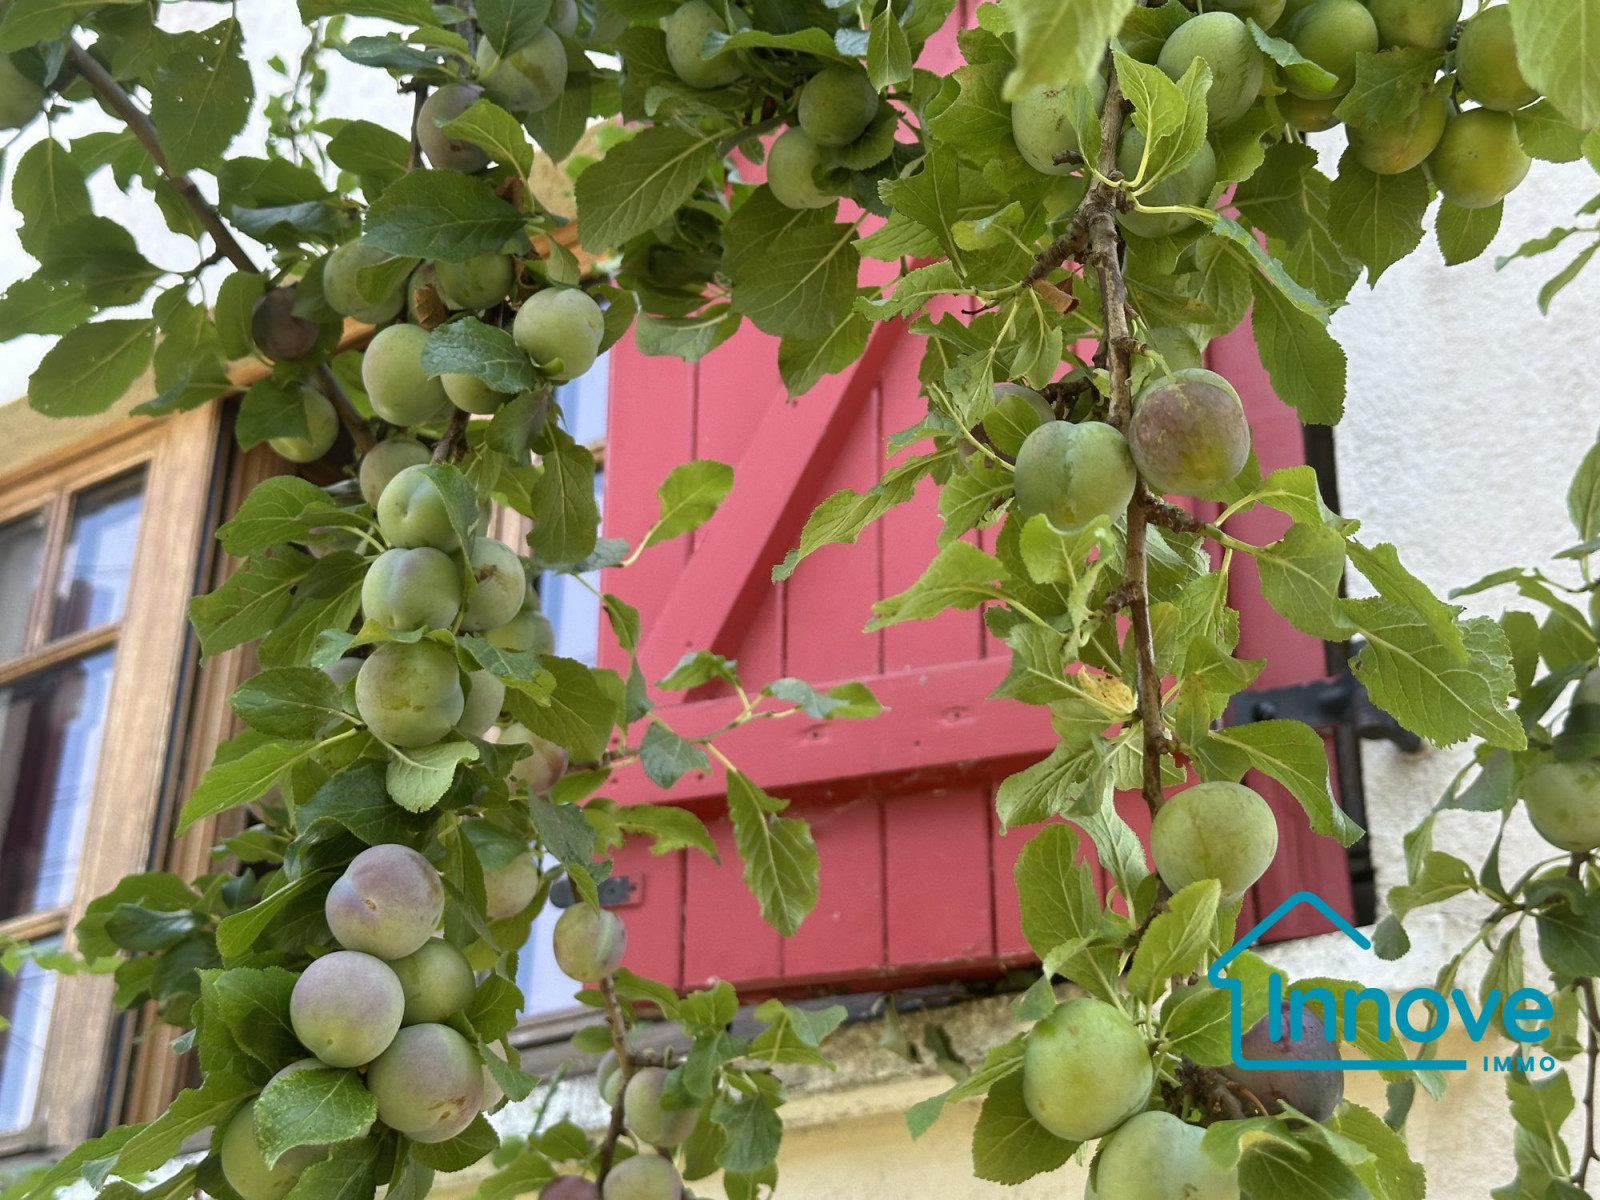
[432, 408, 471, 464]
[596, 974, 635, 1184]
[65, 37, 375, 454]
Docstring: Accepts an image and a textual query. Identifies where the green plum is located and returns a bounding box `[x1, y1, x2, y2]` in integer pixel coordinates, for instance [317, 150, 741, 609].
[513, 287, 605, 381]
[377, 463, 475, 552]
[324, 241, 406, 325]
[1092, 1110, 1240, 1199]
[484, 849, 542, 920]
[417, 84, 489, 171]
[766, 127, 841, 210]
[1128, 367, 1250, 496]
[798, 66, 880, 147]
[461, 537, 527, 631]
[443, 372, 515, 414]
[1349, 89, 1449, 174]
[1012, 420, 1138, 532]
[1520, 760, 1600, 852]
[601, 1154, 682, 1200]
[360, 437, 431, 509]
[434, 254, 514, 311]
[1285, 0, 1379, 98]
[1010, 77, 1107, 176]
[624, 1067, 698, 1146]
[366, 1023, 484, 1142]
[476, 29, 568, 114]
[267, 386, 340, 464]
[324, 843, 445, 960]
[663, 0, 745, 89]
[390, 938, 476, 1024]
[485, 607, 556, 653]
[458, 669, 507, 737]
[362, 547, 462, 631]
[1369, 0, 1461, 50]
[502, 723, 569, 793]
[1157, 11, 1264, 128]
[1117, 130, 1217, 238]
[1022, 998, 1152, 1141]
[355, 639, 466, 748]
[361, 324, 453, 427]
[289, 950, 404, 1067]
[552, 903, 627, 982]
[1278, 91, 1342, 132]
[252, 287, 322, 362]
[1457, 5, 1538, 111]
[1196, 0, 1285, 27]
[1427, 108, 1530, 209]
[218, 1103, 326, 1200]
[1151, 781, 1278, 904]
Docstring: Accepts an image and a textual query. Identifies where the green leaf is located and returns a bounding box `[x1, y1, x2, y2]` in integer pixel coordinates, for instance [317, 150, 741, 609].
[1347, 540, 1466, 660]
[905, 1036, 1024, 1138]
[421, 318, 543, 394]
[1003, 0, 1135, 99]
[190, 549, 315, 660]
[215, 872, 331, 959]
[1238, 1139, 1367, 1200]
[1250, 21, 1341, 97]
[326, 120, 411, 185]
[12, 137, 91, 258]
[363, 170, 525, 261]
[599, 799, 718, 858]
[218, 477, 340, 556]
[1436, 199, 1503, 266]
[1161, 984, 1235, 1066]
[230, 668, 348, 740]
[475, 0, 553, 55]
[995, 736, 1110, 828]
[1254, 523, 1354, 641]
[970, 1072, 1076, 1185]
[574, 125, 719, 251]
[723, 190, 862, 340]
[641, 460, 734, 549]
[386, 740, 480, 811]
[1128, 879, 1221, 1003]
[1333, 48, 1444, 130]
[28, 319, 156, 418]
[1114, 50, 1211, 190]
[527, 429, 600, 565]
[1507, 0, 1600, 131]
[503, 656, 616, 761]
[772, 452, 947, 582]
[255, 1067, 376, 1167]
[1249, 272, 1346, 425]
[1014, 824, 1100, 961]
[866, 541, 1008, 631]
[258, 552, 368, 668]
[726, 771, 818, 937]
[1327, 152, 1430, 283]
[177, 735, 335, 835]
[866, 3, 912, 89]
[441, 98, 535, 179]
[281, 1138, 379, 1200]
[210, 967, 302, 1073]
[115, 1072, 255, 1174]
[0, 0, 143, 52]
[746, 998, 845, 1066]
[151, 20, 254, 174]
[639, 723, 710, 789]
[1348, 604, 1525, 750]
[712, 1092, 783, 1173]
[1198, 720, 1364, 846]
[408, 1114, 499, 1172]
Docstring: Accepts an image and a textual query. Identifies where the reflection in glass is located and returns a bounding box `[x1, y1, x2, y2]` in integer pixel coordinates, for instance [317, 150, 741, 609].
[0, 512, 46, 661]
[0, 650, 116, 919]
[0, 946, 57, 1135]
[51, 471, 145, 640]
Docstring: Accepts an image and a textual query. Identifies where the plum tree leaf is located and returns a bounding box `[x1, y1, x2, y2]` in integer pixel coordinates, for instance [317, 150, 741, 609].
[527, 429, 600, 566]
[1196, 720, 1364, 847]
[725, 771, 817, 937]
[255, 1067, 377, 1167]
[971, 1072, 1077, 1185]
[1508, 0, 1600, 131]
[1003, 0, 1135, 99]
[421, 317, 542, 394]
[1437, 199, 1503, 266]
[1128, 879, 1220, 1004]
[150, 20, 254, 173]
[574, 125, 720, 251]
[1327, 152, 1430, 283]
[723, 190, 861, 340]
[1249, 272, 1347, 425]
[364, 169, 525, 261]
[641, 460, 734, 549]
[866, 541, 1009, 631]
[28, 319, 157, 418]
[1014, 824, 1099, 961]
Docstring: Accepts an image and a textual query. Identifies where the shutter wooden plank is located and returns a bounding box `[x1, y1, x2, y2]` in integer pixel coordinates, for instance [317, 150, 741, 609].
[782, 797, 886, 980]
[634, 323, 905, 681]
[611, 839, 685, 988]
[683, 816, 783, 990]
[884, 786, 995, 965]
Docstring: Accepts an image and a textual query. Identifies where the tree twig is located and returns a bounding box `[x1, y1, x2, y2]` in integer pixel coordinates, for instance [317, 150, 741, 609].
[432, 408, 470, 464]
[1578, 976, 1599, 1187]
[596, 975, 635, 1184]
[67, 37, 375, 451]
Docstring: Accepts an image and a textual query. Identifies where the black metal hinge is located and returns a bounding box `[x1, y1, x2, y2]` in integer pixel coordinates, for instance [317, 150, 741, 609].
[551, 874, 637, 909]
[1224, 667, 1424, 754]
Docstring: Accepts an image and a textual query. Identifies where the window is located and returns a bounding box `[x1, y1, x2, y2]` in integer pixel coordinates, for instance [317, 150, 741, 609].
[0, 404, 220, 1154]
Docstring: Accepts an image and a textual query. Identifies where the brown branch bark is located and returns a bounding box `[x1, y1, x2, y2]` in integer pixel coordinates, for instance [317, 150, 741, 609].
[432, 408, 471, 464]
[596, 975, 635, 1185]
[67, 37, 375, 452]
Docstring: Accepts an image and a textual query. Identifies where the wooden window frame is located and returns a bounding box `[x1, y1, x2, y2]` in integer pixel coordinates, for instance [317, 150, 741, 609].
[0, 403, 222, 1158]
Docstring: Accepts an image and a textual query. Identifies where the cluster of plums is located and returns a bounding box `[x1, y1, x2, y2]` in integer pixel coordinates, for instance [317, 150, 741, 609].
[996, 358, 1250, 531]
[1021, 781, 1343, 1198]
[1015, 0, 1540, 225]
[219, 845, 509, 1200]
[541, 903, 696, 1199]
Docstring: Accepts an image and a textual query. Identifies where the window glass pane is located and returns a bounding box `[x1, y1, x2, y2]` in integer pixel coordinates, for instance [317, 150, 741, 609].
[540, 360, 608, 667]
[518, 890, 582, 1019]
[51, 470, 145, 640]
[0, 650, 117, 919]
[0, 511, 46, 662]
[0, 944, 58, 1135]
